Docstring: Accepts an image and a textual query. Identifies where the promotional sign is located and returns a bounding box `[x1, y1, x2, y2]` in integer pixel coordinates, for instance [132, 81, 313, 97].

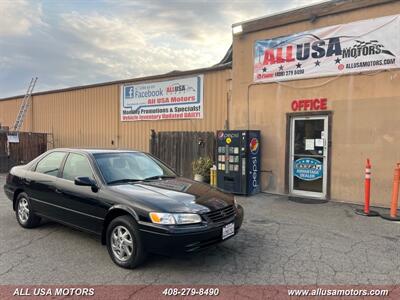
[293, 158, 323, 181]
[254, 14, 400, 82]
[121, 75, 203, 121]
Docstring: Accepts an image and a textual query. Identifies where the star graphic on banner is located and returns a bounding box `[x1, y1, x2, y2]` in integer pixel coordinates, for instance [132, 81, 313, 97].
[262, 67, 267, 72]
[279, 65, 284, 71]
[296, 62, 302, 69]
[335, 57, 341, 64]
[315, 60, 321, 66]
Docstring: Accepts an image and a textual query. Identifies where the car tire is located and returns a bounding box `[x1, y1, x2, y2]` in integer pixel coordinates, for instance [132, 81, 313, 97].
[15, 192, 41, 228]
[106, 215, 147, 269]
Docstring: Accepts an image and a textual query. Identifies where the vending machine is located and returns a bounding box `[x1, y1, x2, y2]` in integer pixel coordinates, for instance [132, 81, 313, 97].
[216, 130, 261, 195]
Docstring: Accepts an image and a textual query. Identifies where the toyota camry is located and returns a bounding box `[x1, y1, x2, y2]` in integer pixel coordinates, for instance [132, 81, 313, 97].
[3, 149, 244, 269]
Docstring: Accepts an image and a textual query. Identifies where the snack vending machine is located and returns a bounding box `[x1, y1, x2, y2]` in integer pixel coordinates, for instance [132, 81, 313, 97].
[216, 130, 261, 195]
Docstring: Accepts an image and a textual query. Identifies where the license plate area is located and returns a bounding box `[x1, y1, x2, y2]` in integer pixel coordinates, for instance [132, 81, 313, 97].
[222, 222, 235, 240]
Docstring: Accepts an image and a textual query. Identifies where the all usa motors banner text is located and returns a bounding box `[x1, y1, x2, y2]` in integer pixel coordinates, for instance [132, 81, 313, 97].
[254, 14, 400, 83]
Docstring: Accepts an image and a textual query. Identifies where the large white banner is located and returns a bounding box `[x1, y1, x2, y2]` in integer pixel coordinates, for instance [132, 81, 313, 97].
[121, 75, 203, 121]
[254, 14, 400, 83]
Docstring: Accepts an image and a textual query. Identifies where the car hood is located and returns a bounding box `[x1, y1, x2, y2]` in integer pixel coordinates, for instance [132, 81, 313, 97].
[108, 177, 234, 213]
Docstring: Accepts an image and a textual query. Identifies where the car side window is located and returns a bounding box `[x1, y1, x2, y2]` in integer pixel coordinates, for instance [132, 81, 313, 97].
[62, 153, 94, 181]
[35, 152, 66, 177]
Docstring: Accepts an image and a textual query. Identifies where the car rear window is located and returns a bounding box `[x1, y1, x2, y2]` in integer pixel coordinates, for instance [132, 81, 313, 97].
[35, 152, 66, 177]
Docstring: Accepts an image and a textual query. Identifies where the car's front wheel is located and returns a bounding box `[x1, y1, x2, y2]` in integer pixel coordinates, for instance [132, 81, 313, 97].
[15, 192, 41, 228]
[106, 216, 146, 269]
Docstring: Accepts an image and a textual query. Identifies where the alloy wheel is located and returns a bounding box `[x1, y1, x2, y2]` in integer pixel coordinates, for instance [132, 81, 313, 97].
[111, 225, 134, 262]
[18, 197, 30, 224]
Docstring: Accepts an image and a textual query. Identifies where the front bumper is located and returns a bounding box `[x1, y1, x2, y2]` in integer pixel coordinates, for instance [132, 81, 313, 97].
[138, 205, 244, 255]
[3, 184, 14, 202]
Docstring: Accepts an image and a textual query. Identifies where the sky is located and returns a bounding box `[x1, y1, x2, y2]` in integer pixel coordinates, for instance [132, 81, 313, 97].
[0, 0, 322, 97]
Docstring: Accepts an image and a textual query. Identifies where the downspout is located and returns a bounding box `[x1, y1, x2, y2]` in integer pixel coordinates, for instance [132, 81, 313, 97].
[225, 75, 232, 130]
[31, 95, 34, 132]
[247, 82, 273, 182]
[247, 82, 264, 130]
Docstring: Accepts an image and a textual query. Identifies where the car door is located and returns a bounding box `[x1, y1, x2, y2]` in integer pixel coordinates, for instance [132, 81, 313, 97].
[26, 151, 68, 218]
[55, 152, 107, 234]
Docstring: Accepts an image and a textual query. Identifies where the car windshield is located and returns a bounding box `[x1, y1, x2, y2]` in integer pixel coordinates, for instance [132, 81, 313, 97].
[93, 152, 176, 184]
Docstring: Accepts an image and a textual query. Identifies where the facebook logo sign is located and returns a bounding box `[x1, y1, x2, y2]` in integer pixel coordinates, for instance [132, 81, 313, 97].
[124, 86, 134, 98]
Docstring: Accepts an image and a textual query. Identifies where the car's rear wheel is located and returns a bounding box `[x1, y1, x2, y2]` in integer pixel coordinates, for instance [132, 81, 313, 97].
[16, 192, 41, 228]
[106, 216, 146, 269]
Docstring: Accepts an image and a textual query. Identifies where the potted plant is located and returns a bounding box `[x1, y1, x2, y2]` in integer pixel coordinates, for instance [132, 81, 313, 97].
[192, 156, 213, 182]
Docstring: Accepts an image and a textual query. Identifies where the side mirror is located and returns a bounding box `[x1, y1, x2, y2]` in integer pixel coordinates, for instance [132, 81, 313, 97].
[74, 176, 99, 192]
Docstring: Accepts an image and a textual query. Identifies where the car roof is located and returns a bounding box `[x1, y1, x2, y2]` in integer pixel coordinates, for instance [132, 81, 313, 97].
[50, 148, 140, 154]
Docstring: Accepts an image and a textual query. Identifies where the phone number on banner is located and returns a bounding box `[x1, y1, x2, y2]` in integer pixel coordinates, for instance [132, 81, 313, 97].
[162, 287, 220, 296]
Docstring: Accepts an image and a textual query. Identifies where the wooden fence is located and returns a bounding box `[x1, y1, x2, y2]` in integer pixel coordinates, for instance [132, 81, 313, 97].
[0, 132, 47, 172]
[150, 131, 216, 178]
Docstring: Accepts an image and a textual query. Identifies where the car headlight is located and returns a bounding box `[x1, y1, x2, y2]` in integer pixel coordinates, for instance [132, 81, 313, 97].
[149, 212, 202, 225]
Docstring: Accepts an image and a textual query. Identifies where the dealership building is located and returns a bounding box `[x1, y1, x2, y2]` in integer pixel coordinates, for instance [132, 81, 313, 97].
[1, 0, 399, 207]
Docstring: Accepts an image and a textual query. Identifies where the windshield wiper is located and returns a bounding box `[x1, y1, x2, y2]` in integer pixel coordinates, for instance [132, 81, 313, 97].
[107, 179, 143, 185]
[143, 175, 176, 181]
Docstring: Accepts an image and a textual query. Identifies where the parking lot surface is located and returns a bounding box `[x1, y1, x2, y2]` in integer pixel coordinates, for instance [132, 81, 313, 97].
[0, 174, 399, 285]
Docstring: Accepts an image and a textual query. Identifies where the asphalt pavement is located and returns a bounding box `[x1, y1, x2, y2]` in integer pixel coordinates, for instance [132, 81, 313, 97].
[0, 174, 399, 285]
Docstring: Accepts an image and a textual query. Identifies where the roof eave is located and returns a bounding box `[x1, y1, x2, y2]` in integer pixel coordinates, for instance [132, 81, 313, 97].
[0, 62, 231, 101]
[232, 0, 397, 35]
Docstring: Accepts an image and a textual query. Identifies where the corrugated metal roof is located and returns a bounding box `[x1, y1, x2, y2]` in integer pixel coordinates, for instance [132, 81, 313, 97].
[1, 61, 231, 101]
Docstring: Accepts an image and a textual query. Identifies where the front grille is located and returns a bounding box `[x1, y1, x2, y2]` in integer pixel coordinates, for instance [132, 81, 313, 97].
[203, 205, 236, 223]
[184, 237, 223, 252]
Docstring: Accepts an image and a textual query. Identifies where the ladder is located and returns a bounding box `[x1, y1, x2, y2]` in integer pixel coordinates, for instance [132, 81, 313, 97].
[12, 77, 38, 132]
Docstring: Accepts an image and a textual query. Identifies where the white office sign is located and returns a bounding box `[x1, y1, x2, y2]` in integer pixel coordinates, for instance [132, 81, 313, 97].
[254, 14, 400, 82]
[120, 75, 203, 121]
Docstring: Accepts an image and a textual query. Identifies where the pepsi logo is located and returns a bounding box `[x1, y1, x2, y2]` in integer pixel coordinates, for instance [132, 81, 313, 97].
[249, 138, 259, 154]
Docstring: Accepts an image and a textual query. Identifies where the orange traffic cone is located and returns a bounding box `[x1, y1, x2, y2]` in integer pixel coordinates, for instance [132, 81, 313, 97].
[355, 159, 379, 217]
[381, 163, 400, 221]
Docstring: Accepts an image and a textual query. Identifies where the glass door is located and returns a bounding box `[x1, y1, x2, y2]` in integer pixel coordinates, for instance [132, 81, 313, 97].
[289, 116, 328, 198]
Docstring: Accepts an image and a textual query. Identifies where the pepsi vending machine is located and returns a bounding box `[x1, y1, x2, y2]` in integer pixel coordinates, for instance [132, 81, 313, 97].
[216, 130, 261, 195]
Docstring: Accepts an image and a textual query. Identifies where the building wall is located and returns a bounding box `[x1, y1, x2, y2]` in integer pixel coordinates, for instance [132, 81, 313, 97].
[231, 2, 400, 206]
[0, 97, 32, 131]
[0, 68, 231, 152]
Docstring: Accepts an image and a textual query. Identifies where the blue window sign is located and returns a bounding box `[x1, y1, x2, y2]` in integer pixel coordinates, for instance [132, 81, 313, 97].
[293, 157, 323, 181]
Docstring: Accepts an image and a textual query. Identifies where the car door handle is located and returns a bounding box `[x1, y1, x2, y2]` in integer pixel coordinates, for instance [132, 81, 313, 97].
[55, 188, 63, 194]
